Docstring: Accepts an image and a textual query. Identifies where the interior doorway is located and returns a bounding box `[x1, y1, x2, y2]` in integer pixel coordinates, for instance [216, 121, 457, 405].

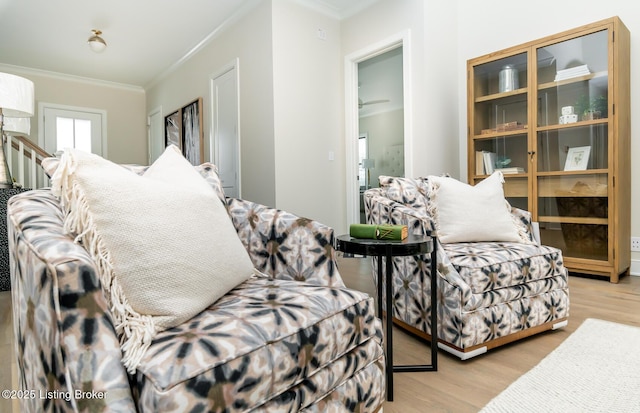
[210, 60, 240, 198]
[147, 106, 163, 163]
[345, 31, 411, 226]
[357, 46, 404, 223]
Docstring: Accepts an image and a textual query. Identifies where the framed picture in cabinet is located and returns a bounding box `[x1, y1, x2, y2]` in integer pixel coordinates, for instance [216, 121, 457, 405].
[564, 146, 590, 171]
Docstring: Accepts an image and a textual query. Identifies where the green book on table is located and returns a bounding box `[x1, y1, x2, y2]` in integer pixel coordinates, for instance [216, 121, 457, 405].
[349, 224, 408, 240]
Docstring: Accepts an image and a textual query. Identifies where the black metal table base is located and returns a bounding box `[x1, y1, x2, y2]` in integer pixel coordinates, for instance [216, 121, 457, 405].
[378, 243, 438, 401]
[335, 234, 438, 402]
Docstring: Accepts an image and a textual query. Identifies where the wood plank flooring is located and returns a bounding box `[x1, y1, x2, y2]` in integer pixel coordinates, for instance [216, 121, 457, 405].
[337, 256, 640, 412]
[1, 257, 638, 412]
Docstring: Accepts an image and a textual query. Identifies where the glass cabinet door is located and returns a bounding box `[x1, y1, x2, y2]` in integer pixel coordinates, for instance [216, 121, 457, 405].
[535, 29, 610, 260]
[470, 52, 528, 209]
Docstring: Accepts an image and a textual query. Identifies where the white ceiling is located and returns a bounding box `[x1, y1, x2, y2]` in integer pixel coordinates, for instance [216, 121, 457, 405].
[0, 0, 378, 88]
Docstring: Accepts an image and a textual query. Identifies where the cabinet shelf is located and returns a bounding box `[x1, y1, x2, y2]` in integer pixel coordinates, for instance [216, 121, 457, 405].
[538, 71, 608, 91]
[537, 118, 608, 132]
[536, 169, 608, 177]
[539, 216, 608, 225]
[475, 88, 527, 103]
[476, 173, 528, 179]
[472, 130, 528, 140]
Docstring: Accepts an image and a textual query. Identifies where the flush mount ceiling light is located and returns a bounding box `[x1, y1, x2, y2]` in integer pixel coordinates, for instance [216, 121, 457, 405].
[88, 29, 107, 53]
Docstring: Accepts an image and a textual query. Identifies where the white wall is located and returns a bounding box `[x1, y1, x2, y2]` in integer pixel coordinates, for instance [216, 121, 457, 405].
[342, 0, 459, 179]
[456, 0, 640, 273]
[271, 0, 344, 229]
[0, 65, 146, 164]
[146, 0, 276, 207]
[146, 0, 460, 233]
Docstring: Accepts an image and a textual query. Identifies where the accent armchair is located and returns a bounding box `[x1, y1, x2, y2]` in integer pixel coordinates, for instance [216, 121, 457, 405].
[364, 174, 569, 359]
[8, 149, 385, 412]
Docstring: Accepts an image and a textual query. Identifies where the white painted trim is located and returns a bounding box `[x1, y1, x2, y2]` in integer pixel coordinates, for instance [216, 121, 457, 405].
[38, 102, 108, 157]
[552, 320, 569, 330]
[145, 0, 260, 90]
[438, 342, 487, 360]
[292, 0, 380, 20]
[344, 30, 412, 228]
[0, 63, 143, 93]
[630, 259, 640, 276]
[147, 106, 162, 164]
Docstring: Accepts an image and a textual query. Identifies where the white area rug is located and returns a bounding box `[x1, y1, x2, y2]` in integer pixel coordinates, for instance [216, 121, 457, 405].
[480, 318, 640, 412]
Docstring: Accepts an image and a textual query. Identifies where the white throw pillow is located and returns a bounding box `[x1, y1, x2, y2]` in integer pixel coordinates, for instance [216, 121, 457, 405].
[50, 145, 255, 373]
[428, 171, 523, 244]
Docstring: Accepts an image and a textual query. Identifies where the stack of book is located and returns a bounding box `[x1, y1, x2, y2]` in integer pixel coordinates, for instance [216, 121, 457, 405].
[349, 224, 408, 240]
[554, 65, 591, 81]
[475, 151, 524, 175]
[496, 167, 525, 174]
[475, 151, 497, 174]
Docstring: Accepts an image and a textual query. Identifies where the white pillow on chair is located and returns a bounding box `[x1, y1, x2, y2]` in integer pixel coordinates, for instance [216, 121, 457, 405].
[428, 171, 523, 244]
[50, 145, 255, 373]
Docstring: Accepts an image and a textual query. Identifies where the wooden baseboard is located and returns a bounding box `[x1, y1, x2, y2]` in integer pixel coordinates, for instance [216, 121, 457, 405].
[389, 316, 569, 357]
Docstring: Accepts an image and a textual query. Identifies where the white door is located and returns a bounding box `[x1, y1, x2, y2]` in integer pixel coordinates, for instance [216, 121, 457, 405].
[148, 106, 163, 163]
[211, 64, 240, 198]
[42, 105, 104, 156]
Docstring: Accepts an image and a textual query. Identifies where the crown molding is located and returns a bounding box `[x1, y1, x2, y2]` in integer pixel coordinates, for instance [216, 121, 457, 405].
[144, 0, 261, 90]
[293, 0, 379, 20]
[0, 63, 144, 93]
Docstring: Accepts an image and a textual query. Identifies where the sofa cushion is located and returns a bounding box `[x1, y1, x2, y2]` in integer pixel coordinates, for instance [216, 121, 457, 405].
[443, 241, 566, 298]
[50, 145, 255, 373]
[428, 172, 526, 243]
[136, 277, 383, 411]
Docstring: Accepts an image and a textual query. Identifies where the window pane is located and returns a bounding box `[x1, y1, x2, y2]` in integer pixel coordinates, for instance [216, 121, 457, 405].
[56, 117, 74, 151]
[74, 119, 92, 152]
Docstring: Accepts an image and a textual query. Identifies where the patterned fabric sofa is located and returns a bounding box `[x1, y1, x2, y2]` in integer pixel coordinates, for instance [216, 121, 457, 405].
[364, 175, 569, 360]
[8, 161, 385, 412]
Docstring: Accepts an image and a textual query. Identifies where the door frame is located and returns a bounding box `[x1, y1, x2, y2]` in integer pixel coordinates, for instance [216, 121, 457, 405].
[147, 105, 163, 164]
[344, 30, 412, 227]
[38, 102, 108, 156]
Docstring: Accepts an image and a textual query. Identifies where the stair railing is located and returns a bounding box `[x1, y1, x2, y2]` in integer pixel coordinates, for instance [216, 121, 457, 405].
[6, 135, 51, 189]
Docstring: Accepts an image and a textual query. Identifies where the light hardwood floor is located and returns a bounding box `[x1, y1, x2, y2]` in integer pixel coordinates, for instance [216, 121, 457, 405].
[337, 256, 640, 412]
[1, 259, 639, 413]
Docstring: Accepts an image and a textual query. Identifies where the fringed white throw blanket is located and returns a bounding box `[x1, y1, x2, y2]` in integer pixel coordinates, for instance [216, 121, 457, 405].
[481, 318, 640, 412]
[51, 146, 255, 373]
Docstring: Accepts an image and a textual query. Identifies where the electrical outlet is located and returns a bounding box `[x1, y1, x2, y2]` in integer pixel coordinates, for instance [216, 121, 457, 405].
[632, 237, 640, 252]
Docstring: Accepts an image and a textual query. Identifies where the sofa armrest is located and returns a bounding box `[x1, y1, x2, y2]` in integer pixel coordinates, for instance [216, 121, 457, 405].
[226, 198, 344, 288]
[363, 188, 472, 295]
[510, 206, 538, 244]
[363, 187, 434, 236]
[8, 190, 136, 412]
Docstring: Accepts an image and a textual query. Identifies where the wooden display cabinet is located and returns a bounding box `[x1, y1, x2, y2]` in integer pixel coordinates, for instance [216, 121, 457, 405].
[467, 17, 630, 282]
